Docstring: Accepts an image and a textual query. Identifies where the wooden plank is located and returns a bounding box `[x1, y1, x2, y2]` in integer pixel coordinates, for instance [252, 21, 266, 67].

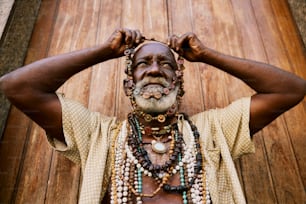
[270, 0, 306, 187]
[168, 0, 205, 115]
[196, 0, 250, 199]
[0, 107, 31, 203]
[88, 0, 122, 115]
[229, 0, 278, 203]
[45, 155, 81, 203]
[251, 1, 305, 203]
[0, 0, 58, 202]
[142, 0, 169, 40]
[270, 0, 306, 79]
[25, 0, 59, 64]
[187, 0, 229, 111]
[13, 124, 53, 203]
[44, 0, 101, 202]
[13, 0, 85, 202]
[116, 0, 145, 120]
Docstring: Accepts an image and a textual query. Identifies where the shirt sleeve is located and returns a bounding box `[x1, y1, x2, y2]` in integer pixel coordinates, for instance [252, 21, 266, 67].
[191, 97, 255, 160]
[217, 97, 255, 159]
[46, 93, 99, 164]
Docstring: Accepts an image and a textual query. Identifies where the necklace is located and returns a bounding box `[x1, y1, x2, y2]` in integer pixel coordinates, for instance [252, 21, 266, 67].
[110, 113, 212, 203]
[140, 124, 172, 135]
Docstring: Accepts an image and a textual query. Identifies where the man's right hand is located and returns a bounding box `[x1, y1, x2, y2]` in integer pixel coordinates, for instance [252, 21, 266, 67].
[105, 28, 144, 59]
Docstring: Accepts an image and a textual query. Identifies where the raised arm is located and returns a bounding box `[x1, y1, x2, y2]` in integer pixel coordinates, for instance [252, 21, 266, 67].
[168, 33, 306, 135]
[0, 28, 144, 142]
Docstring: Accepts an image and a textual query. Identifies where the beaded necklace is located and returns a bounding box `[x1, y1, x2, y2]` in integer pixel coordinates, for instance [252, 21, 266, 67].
[110, 114, 212, 203]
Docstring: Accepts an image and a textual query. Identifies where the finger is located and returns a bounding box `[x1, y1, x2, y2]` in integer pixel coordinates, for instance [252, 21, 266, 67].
[176, 33, 192, 54]
[135, 29, 143, 44]
[130, 30, 137, 45]
[176, 33, 187, 47]
[168, 34, 178, 51]
[174, 34, 181, 52]
[123, 28, 133, 47]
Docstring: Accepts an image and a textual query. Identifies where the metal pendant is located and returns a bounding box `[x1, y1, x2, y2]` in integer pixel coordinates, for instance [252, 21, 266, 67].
[151, 140, 167, 154]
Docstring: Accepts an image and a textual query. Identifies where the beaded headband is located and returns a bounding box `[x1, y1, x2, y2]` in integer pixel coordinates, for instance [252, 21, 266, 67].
[123, 38, 185, 122]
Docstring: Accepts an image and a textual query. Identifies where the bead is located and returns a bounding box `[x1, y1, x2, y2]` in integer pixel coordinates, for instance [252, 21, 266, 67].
[144, 114, 152, 122]
[157, 114, 166, 123]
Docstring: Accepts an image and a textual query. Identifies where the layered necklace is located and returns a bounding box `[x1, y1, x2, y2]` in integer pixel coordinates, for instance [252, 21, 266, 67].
[110, 113, 212, 204]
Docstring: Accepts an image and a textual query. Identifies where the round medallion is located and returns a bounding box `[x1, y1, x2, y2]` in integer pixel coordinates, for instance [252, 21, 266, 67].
[144, 114, 152, 122]
[151, 140, 167, 154]
[157, 114, 166, 123]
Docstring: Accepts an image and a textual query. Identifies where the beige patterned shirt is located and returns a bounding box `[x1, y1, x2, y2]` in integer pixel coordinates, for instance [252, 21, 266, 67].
[47, 93, 255, 204]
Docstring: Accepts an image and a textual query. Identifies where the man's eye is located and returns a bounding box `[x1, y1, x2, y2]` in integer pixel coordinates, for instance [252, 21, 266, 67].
[162, 63, 172, 69]
[136, 62, 148, 67]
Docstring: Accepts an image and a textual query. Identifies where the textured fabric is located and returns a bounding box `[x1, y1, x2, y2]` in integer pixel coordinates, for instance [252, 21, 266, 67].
[47, 94, 254, 204]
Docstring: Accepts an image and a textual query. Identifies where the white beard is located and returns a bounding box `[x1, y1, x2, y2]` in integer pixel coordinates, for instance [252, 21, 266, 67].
[133, 77, 179, 114]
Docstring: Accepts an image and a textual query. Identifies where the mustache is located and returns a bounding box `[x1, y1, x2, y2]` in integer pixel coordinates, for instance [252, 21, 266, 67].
[136, 77, 170, 88]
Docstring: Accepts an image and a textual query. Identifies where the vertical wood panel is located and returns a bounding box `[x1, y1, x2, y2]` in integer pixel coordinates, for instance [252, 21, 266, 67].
[0, 108, 31, 203]
[168, 0, 205, 115]
[230, 1, 278, 203]
[270, 0, 306, 188]
[0, 0, 59, 202]
[251, 1, 305, 203]
[117, 0, 145, 120]
[45, 0, 102, 202]
[88, 0, 122, 115]
[14, 125, 53, 203]
[209, 0, 250, 199]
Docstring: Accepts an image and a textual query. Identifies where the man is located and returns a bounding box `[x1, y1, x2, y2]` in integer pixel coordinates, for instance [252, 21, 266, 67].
[0, 28, 305, 203]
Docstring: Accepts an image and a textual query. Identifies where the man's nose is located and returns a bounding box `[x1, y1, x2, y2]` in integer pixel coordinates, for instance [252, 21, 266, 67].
[146, 62, 163, 77]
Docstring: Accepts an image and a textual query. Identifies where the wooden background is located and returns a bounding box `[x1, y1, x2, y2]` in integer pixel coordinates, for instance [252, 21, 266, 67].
[0, 0, 305, 203]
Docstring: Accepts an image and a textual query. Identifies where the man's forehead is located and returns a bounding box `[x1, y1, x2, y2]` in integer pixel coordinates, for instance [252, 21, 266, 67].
[133, 42, 175, 59]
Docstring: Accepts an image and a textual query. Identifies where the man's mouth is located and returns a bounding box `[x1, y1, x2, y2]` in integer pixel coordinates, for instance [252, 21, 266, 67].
[143, 83, 165, 89]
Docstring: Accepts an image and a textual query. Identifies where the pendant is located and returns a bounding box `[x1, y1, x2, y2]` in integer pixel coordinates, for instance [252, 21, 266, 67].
[151, 140, 167, 154]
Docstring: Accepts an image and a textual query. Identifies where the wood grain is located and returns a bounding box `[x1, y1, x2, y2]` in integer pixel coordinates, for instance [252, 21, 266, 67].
[0, 107, 31, 203]
[251, 0, 305, 202]
[168, 0, 205, 115]
[0, 0, 305, 203]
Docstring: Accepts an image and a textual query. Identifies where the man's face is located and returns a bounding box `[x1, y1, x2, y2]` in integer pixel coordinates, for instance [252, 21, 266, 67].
[132, 43, 178, 83]
[131, 43, 180, 114]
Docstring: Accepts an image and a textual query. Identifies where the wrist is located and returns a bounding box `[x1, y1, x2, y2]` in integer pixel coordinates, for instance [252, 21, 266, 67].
[198, 47, 219, 64]
[94, 43, 116, 62]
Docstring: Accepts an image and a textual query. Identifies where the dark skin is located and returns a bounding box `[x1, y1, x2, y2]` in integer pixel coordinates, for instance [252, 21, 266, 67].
[0, 28, 305, 203]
